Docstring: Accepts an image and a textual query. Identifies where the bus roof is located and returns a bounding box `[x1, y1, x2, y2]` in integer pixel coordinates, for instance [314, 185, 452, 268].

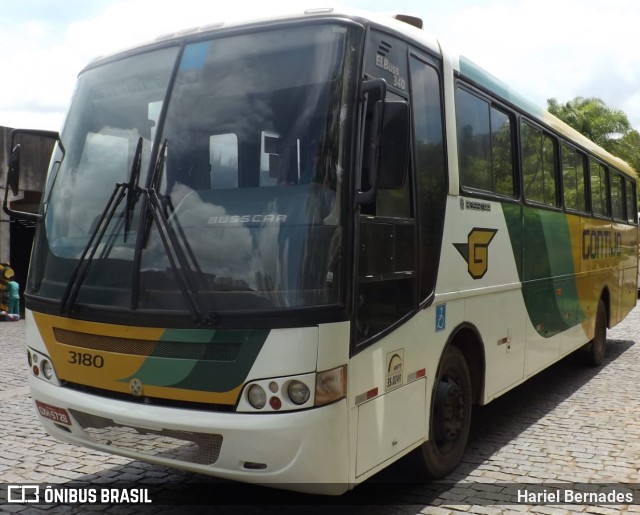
[84, 7, 441, 69]
[452, 54, 636, 178]
[84, 6, 635, 179]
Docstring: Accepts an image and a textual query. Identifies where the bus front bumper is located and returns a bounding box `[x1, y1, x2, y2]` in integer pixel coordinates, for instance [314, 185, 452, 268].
[28, 374, 351, 495]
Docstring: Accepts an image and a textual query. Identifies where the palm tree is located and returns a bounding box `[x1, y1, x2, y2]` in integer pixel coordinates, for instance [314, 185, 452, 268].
[547, 96, 630, 149]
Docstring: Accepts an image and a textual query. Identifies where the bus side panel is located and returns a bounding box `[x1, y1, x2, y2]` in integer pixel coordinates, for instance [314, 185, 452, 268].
[464, 290, 526, 401]
[348, 306, 449, 483]
[436, 197, 522, 299]
[517, 210, 636, 376]
[580, 218, 638, 332]
[521, 207, 575, 374]
[612, 222, 638, 325]
[355, 378, 426, 477]
[620, 265, 638, 323]
[436, 196, 528, 400]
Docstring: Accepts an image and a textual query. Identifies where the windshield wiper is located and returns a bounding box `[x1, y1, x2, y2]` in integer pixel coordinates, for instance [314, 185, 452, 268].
[59, 181, 128, 313]
[143, 187, 213, 324]
[130, 139, 215, 325]
[61, 137, 215, 325]
[124, 137, 143, 242]
[60, 138, 143, 313]
[134, 138, 167, 251]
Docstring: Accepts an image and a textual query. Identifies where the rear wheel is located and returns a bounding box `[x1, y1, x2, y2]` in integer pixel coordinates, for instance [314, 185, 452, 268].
[581, 299, 607, 366]
[416, 345, 472, 478]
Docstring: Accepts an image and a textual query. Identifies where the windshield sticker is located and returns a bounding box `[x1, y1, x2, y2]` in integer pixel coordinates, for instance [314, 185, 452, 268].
[180, 42, 210, 71]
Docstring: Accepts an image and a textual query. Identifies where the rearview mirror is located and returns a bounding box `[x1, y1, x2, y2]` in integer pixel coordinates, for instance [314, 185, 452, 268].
[356, 78, 387, 205]
[3, 128, 61, 223]
[7, 144, 21, 197]
[356, 95, 411, 204]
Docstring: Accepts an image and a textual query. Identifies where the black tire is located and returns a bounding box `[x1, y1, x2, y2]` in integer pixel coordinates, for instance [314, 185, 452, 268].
[416, 345, 472, 478]
[581, 299, 607, 366]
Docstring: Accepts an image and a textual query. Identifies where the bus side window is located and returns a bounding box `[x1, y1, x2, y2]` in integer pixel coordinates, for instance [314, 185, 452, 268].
[521, 120, 559, 207]
[410, 54, 447, 302]
[589, 159, 610, 217]
[455, 86, 515, 198]
[625, 177, 637, 224]
[561, 143, 587, 213]
[610, 172, 625, 222]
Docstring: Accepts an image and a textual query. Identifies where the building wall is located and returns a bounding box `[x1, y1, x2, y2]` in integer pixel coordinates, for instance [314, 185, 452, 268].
[0, 126, 12, 265]
[0, 126, 55, 301]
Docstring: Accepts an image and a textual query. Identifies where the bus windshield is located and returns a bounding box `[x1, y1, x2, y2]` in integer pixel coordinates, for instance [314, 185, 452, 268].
[28, 23, 360, 317]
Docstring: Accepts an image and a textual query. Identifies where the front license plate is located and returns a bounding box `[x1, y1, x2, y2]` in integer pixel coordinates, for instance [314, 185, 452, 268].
[35, 400, 72, 426]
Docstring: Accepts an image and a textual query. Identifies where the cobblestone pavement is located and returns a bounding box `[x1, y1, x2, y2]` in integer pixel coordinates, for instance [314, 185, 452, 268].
[0, 304, 639, 514]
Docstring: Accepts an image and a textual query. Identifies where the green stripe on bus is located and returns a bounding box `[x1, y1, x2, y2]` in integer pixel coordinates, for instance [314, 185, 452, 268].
[503, 204, 587, 337]
[122, 329, 270, 392]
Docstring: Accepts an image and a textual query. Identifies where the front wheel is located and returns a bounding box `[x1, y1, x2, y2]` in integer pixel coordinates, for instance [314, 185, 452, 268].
[415, 345, 472, 478]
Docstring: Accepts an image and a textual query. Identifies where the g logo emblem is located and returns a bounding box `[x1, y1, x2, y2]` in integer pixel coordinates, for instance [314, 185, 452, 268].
[454, 228, 498, 280]
[129, 378, 144, 397]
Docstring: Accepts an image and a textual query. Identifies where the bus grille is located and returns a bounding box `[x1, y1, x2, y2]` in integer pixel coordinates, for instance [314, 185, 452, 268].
[53, 328, 241, 361]
[69, 409, 223, 465]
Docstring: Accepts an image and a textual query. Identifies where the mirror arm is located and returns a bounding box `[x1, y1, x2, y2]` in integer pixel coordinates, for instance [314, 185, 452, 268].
[2, 186, 42, 223]
[360, 77, 387, 101]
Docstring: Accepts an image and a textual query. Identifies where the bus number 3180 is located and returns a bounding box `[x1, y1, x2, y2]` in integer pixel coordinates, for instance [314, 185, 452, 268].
[68, 351, 105, 368]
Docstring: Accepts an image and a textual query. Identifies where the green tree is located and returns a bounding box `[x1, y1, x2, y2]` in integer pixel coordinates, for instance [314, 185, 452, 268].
[608, 129, 640, 174]
[548, 96, 640, 208]
[547, 96, 631, 149]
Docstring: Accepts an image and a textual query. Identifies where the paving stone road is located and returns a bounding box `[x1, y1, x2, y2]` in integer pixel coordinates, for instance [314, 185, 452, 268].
[1, 304, 639, 514]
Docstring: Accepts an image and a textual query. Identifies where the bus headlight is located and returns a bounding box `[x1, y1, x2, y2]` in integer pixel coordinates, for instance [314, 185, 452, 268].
[238, 367, 346, 412]
[287, 380, 310, 405]
[27, 347, 60, 385]
[247, 384, 267, 409]
[41, 359, 54, 380]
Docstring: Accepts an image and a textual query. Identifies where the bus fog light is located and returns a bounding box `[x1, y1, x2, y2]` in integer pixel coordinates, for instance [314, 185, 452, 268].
[42, 360, 54, 380]
[288, 380, 310, 405]
[315, 365, 347, 406]
[248, 385, 267, 409]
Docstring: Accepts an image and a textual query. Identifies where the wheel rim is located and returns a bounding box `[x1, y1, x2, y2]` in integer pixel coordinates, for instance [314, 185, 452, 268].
[433, 376, 465, 444]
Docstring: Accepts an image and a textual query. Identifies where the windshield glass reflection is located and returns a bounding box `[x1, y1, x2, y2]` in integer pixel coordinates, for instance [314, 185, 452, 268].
[28, 23, 358, 316]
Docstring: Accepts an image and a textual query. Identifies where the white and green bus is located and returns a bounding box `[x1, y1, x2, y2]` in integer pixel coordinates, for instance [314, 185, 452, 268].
[5, 7, 637, 495]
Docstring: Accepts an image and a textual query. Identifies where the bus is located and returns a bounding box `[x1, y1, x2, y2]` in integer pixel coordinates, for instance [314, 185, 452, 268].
[5, 7, 638, 495]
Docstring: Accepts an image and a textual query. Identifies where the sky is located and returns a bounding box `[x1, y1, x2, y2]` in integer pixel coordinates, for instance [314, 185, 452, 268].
[2, 0, 639, 130]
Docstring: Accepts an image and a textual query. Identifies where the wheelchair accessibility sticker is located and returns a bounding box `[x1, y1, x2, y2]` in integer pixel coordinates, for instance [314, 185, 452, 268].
[435, 304, 446, 332]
